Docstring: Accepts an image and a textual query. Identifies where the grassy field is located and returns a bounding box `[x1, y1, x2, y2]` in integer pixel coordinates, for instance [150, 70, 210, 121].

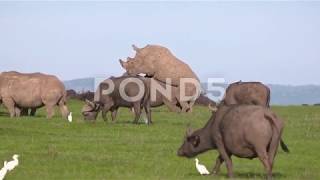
[0, 100, 319, 180]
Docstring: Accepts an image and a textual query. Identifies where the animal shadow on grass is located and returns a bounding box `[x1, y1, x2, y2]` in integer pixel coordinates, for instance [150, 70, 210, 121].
[0, 111, 9, 116]
[110, 120, 152, 125]
[185, 172, 285, 179]
[230, 172, 285, 179]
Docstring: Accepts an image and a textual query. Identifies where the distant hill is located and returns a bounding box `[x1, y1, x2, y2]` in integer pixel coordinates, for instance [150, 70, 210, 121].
[63, 78, 320, 105]
[64, 78, 94, 93]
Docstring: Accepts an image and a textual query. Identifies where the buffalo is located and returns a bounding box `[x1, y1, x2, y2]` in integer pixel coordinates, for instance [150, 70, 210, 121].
[223, 81, 270, 107]
[82, 76, 152, 124]
[178, 104, 289, 179]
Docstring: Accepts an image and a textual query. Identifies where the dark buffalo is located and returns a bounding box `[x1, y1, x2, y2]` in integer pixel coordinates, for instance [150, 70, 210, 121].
[223, 81, 270, 107]
[82, 76, 152, 124]
[177, 104, 289, 179]
[223, 81, 289, 150]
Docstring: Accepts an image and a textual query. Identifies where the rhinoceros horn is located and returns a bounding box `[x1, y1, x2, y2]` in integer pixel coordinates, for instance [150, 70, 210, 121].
[119, 59, 127, 68]
[132, 44, 140, 52]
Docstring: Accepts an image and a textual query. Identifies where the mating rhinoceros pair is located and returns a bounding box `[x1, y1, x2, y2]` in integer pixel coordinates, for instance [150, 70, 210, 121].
[0, 71, 70, 119]
[119, 44, 201, 113]
[178, 81, 289, 179]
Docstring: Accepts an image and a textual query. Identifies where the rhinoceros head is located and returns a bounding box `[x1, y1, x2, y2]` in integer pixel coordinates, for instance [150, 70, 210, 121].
[119, 44, 160, 77]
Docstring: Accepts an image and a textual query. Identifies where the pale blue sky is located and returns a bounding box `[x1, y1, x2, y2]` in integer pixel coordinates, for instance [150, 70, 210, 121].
[0, 1, 319, 85]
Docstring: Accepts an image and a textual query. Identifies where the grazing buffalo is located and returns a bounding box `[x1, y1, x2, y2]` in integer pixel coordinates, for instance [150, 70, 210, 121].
[0, 71, 70, 119]
[222, 81, 289, 148]
[119, 44, 201, 113]
[82, 76, 152, 124]
[223, 81, 270, 107]
[177, 104, 289, 179]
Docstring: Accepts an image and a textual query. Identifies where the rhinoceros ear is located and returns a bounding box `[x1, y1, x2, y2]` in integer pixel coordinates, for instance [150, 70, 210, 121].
[119, 59, 127, 68]
[132, 44, 140, 52]
[127, 57, 134, 61]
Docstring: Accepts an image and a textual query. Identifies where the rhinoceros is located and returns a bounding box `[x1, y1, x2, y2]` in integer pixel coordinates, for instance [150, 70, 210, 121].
[0, 71, 70, 119]
[119, 44, 201, 113]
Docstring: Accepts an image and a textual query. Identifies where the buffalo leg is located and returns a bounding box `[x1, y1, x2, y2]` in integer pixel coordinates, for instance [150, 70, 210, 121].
[2, 98, 15, 118]
[256, 148, 272, 180]
[132, 103, 141, 124]
[268, 133, 281, 170]
[111, 108, 118, 122]
[212, 155, 224, 175]
[101, 109, 108, 121]
[215, 136, 234, 178]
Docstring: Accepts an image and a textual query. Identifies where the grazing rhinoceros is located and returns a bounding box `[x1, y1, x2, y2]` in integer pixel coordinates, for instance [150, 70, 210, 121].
[177, 104, 289, 179]
[223, 81, 270, 107]
[0, 71, 70, 119]
[119, 44, 201, 113]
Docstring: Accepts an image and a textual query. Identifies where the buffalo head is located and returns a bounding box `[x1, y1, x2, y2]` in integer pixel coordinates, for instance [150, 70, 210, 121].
[81, 99, 101, 121]
[177, 127, 202, 158]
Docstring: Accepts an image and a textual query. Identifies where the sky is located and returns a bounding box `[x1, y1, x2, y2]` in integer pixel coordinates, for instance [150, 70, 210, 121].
[0, 1, 319, 85]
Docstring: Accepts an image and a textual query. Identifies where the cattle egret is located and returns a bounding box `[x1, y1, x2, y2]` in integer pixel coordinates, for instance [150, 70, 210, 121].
[68, 112, 72, 122]
[0, 161, 8, 180]
[195, 158, 210, 175]
[5, 154, 19, 172]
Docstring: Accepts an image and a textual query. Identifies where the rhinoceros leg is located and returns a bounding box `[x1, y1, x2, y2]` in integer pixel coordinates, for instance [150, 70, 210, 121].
[30, 108, 37, 116]
[20, 108, 29, 116]
[2, 97, 16, 118]
[45, 104, 55, 119]
[162, 98, 182, 113]
[14, 107, 21, 117]
[58, 102, 69, 118]
[179, 101, 191, 113]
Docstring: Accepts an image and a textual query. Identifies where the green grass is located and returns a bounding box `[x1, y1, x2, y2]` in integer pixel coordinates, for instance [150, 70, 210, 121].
[0, 100, 319, 179]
